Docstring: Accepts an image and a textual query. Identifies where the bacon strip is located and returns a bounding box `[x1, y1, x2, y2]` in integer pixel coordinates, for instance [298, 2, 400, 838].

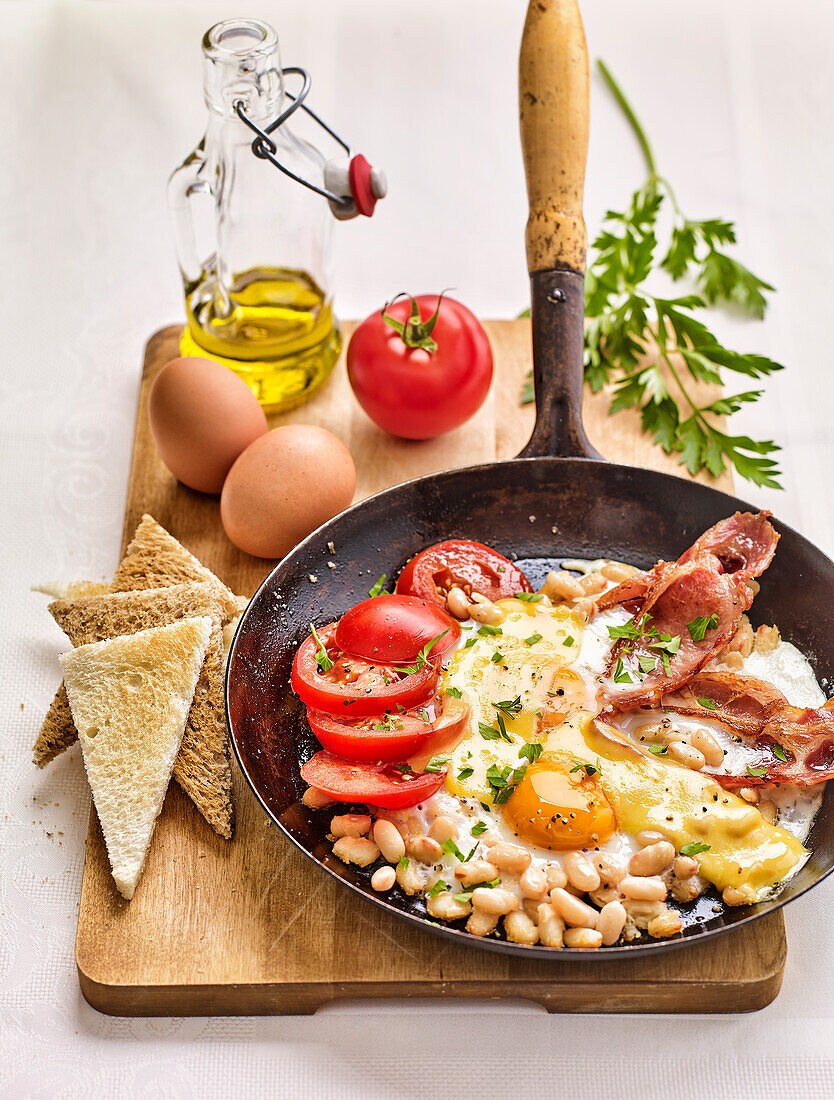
[661, 670, 834, 788]
[602, 559, 748, 708]
[596, 512, 778, 614]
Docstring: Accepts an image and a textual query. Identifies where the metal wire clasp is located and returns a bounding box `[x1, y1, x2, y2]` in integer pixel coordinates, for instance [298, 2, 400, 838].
[235, 65, 386, 218]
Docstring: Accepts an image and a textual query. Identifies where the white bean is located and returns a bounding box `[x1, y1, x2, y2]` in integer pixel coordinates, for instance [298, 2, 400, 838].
[545, 863, 568, 891]
[370, 866, 396, 891]
[471, 887, 518, 916]
[549, 887, 598, 928]
[537, 902, 565, 947]
[519, 867, 548, 900]
[673, 855, 699, 879]
[427, 890, 471, 921]
[564, 851, 601, 893]
[564, 927, 603, 949]
[591, 851, 627, 885]
[330, 813, 371, 838]
[504, 910, 539, 945]
[372, 819, 405, 862]
[466, 909, 499, 937]
[445, 586, 471, 620]
[405, 835, 442, 864]
[647, 908, 683, 939]
[667, 740, 706, 770]
[332, 836, 379, 867]
[689, 727, 725, 767]
[489, 843, 532, 874]
[620, 875, 667, 901]
[429, 816, 458, 843]
[628, 841, 675, 877]
[600, 561, 639, 583]
[395, 858, 425, 896]
[302, 786, 334, 809]
[469, 594, 502, 624]
[454, 860, 499, 886]
[596, 900, 627, 946]
[723, 884, 756, 906]
[635, 829, 666, 847]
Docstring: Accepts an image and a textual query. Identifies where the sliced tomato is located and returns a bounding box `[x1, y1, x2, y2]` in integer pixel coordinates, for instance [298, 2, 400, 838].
[396, 539, 532, 607]
[306, 706, 435, 762]
[333, 594, 460, 663]
[291, 623, 438, 716]
[301, 751, 446, 809]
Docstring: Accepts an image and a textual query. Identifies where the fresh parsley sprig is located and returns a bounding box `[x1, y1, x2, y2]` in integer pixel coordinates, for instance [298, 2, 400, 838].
[521, 61, 784, 489]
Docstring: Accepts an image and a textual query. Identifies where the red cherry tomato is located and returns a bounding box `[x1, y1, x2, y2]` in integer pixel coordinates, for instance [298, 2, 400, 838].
[306, 706, 435, 762]
[396, 539, 532, 607]
[291, 623, 438, 716]
[301, 751, 446, 809]
[333, 594, 460, 664]
[347, 293, 493, 440]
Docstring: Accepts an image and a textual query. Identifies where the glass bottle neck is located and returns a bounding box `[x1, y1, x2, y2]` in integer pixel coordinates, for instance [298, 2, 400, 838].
[202, 18, 283, 123]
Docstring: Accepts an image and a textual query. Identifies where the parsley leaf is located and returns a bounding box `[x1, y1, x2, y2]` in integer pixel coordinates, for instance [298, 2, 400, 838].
[524, 633, 543, 646]
[773, 744, 788, 762]
[471, 821, 488, 836]
[310, 623, 333, 672]
[491, 651, 504, 664]
[515, 592, 543, 603]
[746, 764, 768, 778]
[368, 574, 387, 598]
[569, 759, 601, 777]
[445, 686, 463, 699]
[457, 765, 474, 781]
[679, 841, 711, 857]
[477, 624, 503, 636]
[518, 742, 543, 764]
[424, 756, 448, 774]
[522, 60, 784, 489]
[563, 635, 575, 647]
[479, 718, 512, 743]
[493, 695, 523, 718]
[612, 657, 633, 684]
[687, 613, 719, 641]
[647, 744, 667, 755]
[440, 838, 466, 861]
[697, 696, 718, 711]
[394, 628, 450, 675]
[426, 880, 449, 898]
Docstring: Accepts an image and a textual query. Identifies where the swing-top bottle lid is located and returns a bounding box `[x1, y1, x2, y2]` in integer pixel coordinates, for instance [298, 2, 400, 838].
[202, 19, 283, 120]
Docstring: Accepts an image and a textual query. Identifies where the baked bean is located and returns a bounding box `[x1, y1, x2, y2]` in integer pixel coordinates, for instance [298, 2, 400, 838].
[564, 927, 603, 949]
[667, 740, 706, 770]
[490, 842, 532, 874]
[455, 860, 499, 886]
[620, 875, 667, 902]
[519, 866, 548, 900]
[596, 900, 628, 946]
[647, 908, 683, 939]
[537, 902, 565, 947]
[332, 836, 379, 868]
[579, 572, 607, 596]
[466, 909, 499, 937]
[591, 851, 627, 884]
[429, 816, 458, 843]
[689, 728, 725, 767]
[670, 875, 704, 904]
[373, 819, 405, 862]
[405, 835, 442, 864]
[469, 594, 503, 625]
[635, 829, 666, 847]
[472, 887, 518, 916]
[542, 570, 583, 602]
[738, 786, 759, 804]
[549, 887, 598, 928]
[445, 586, 471, 620]
[395, 858, 426, 896]
[564, 851, 601, 893]
[370, 866, 396, 891]
[427, 890, 471, 921]
[504, 910, 539, 945]
[545, 863, 568, 891]
[302, 786, 334, 809]
[673, 855, 699, 879]
[628, 841, 675, 877]
[330, 813, 371, 838]
[723, 884, 756, 906]
[600, 561, 639, 583]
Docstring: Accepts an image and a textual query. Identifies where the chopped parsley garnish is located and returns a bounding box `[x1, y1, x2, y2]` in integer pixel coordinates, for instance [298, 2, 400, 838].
[424, 756, 448, 773]
[477, 624, 503, 636]
[471, 821, 488, 836]
[395, 628, 450, 674]
[570, 758, 601, 777]
[393, 762, 412, 773]
[426, 880, 449, 897]
[440, 838, 466, 861]
[398, 856, 410, 870]
[773, 744, 788, 762]
[479, 802, 491, 813]
[445, 686, 463, 699]
[648, 744, 668, 755]
[464, 637, 477, 649]
[371, 714, 403, 732]
[491, 651, 504, 664]
[612, 657, 633, 684]
[697, 697, 718, 711]
[746, 764, 768, 778]
[420, 708, 430, 723]
[368, 574, 387, 598]
[457, 764, 475, 781]
[687, 613, 719, 641]
[524, 633, 543, 646]
[563, 635, 575, 647]
[679, 841, 711, 857]
[455, 877, 501, 904]
[637, 653, 657, 674]
[493, 695, 523, 718]
[310, 623, 334, 672]
[479, 718, 512, 743]
[518, 742, 543, 763]
[515, 592, 544, 603]
[487, 762, 527, 804]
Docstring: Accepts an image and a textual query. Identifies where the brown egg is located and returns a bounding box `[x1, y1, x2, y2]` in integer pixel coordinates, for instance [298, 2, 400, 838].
[148, 356, 268, 493]
[221, 426, 356, 558]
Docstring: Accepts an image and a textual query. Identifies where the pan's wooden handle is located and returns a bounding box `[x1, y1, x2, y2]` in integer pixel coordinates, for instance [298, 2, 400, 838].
[519, 0, 589, 275]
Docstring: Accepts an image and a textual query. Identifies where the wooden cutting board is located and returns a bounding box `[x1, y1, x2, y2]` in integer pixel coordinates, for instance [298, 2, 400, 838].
[75, 321, 786, 1015]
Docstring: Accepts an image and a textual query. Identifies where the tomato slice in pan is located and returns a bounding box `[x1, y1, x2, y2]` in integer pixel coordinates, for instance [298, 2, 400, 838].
[291, 623, 438, 716]
[306, 706, 435, 762]
[396, 539, 532, 607]
[333, 594, 460, 664]
[301, 751, 446, 809]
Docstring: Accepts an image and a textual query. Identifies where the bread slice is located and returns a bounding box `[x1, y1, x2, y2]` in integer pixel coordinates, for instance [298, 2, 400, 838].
[60, 617, 212, 899]
[34, 583, 235, 839]
[32, 581, 110, 600]
[111, 515, 239, 620]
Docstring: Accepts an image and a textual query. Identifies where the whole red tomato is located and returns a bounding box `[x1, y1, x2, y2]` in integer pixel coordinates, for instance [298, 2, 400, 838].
[347, 293, 493, 439]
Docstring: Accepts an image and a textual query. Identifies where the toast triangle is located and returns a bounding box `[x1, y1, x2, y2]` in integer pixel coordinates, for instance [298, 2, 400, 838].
[60, 616, 213, 899]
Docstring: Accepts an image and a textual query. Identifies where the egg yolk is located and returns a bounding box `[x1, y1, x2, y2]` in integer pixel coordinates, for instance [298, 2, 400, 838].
[503, 751, 617, 850]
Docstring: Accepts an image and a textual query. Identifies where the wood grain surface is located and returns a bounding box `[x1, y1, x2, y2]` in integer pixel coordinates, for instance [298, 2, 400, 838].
[75, 321, 786, 1016]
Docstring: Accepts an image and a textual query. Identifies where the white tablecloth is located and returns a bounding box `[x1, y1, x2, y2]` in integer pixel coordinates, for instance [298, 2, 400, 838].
[3, 1, 833, 1096]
